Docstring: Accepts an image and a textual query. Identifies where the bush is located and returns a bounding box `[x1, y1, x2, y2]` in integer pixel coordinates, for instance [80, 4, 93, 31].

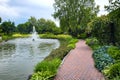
[30, 71, 54, 80]
[103, 62, 120, 79]
[87, 16, 111, 45]
[31, 58, 61, 80]
[67, 39, 78, 49]
[40, 34, 72, 40]
[109, 8, 120, 45]
[35, 58, 61, 73]
[93, 46, 114, 71]
[107, 46, 120, 61]
[77, 33, 87, 39]
[86, 37, 100, 50]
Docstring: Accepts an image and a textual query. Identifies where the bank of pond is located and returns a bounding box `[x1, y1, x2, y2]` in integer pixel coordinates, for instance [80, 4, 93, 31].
[30, 34, 78, 80]
[0, 34, 78, 80]
[0, 34, 119, 80]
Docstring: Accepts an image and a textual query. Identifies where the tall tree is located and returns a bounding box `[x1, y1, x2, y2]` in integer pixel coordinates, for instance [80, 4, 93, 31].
[105, 0, 120, 12]
[28, 16, 37, 26]
[53, 0, 99, 36]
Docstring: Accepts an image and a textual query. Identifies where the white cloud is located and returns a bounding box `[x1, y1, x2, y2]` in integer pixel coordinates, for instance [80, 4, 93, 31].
[27, 0, 54, 7]
[0, 0, 20, 21]
[95, 0, 109, 16]
[0, 0, 109, 26]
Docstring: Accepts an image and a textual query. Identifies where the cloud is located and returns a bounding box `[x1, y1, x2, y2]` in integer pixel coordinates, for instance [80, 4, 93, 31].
[0, 0, 56, 25]
[0, 0, 109, 26]
[95, 0, 109, 16]
[0, 0, 20, 19]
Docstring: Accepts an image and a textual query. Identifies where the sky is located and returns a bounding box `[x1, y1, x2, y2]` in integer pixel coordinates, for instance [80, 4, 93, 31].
[0, 0, 109, 26]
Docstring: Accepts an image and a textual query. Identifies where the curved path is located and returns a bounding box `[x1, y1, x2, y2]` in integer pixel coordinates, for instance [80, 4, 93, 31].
[54, 40, 105, 80]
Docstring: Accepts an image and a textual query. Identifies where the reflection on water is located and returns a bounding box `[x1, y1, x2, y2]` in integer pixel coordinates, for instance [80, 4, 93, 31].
[0, 38, 60, 80]
[0, 44, 15, 59]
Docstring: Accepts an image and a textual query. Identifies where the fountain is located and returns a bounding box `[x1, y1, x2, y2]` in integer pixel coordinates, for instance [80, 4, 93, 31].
[0, 25, 60, 80]
[31, 26, 39, 41]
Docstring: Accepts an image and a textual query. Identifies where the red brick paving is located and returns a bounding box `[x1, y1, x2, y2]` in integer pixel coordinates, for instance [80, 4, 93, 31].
[54, 40, 105, 80]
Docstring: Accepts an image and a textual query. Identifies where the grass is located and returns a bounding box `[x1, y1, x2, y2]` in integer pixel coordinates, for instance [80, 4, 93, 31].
[40, 34, 72, 40]
[0, 33, 30, 41]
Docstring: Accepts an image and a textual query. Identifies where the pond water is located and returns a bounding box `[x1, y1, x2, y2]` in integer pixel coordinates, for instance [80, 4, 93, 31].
[0, 38, 60, 80]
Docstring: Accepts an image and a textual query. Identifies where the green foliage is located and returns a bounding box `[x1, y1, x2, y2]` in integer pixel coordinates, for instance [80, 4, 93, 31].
[31, 34, 78, 80]
[67, 39, 78, 49]
[93, 46, 114, 71]
[109, 8, 120, 45]
[86, 37, 100, 50]
[17, 22, 32, 34]
[0, 17, 1, 23]
[2, 35, 15, 41]
[105, 0, 120, 12]
[40, 34, 72, 40]
[53, 0, 99, 36]
[86, 37, 99, 46]
[30, 71, 54, 80]
[45, 39, 72, 60]
[31, 58, 61, 80]
[35, 58, 61, 73]
[77, 33, 87, 39]
[17, 17, 61, 34]
[1, 21, 16, 35]
[107, 46, 120, 61]
[12, 34, 30, 38]
[87, 15, 111, 45]
[28, 17, 61, 34]
[103, 63, 120, 79]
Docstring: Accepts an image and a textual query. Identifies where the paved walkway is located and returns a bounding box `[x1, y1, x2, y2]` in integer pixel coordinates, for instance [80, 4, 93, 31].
[54, 40, 105, 80]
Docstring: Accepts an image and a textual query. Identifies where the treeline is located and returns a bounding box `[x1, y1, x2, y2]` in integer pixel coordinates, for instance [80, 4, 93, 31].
[0, 17, 62, 35]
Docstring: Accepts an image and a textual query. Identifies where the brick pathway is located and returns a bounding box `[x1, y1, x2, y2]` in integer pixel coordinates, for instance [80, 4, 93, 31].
[54, 40, 105, 80]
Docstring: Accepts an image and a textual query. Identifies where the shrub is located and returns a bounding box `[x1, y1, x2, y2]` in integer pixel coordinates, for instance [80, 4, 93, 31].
[103, 62, 120, 79]
[67, 39, 78, 49]
[86, 37, 100, 50]
[40, 34, 72, 40]
[35, 58, 61, 73]
[93, 46, 114, 71]
[107, 46, 120, 61]
[87, 16, 111, 45]
[32, 58, 61, 80]
[77, 33, 87, 39]
[86, 37, 99, 46]
[30, 71, 54, 80]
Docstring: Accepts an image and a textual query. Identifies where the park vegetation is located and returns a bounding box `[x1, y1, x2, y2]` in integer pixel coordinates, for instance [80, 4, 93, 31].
[30, 35, 78, 80]
[0, 0, 120, 79]
[85, 0, 120, 79]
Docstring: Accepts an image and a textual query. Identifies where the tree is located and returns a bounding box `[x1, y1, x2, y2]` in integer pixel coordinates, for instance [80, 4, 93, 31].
[53, 0, 99, 36]
[0, 17, 1, 23]
[1, 21, 16, 35]
[17, 22, 32, 34]
[28, 16, 37, 26]
[0, 17, 2, 35]
[105, 0, 120, 12]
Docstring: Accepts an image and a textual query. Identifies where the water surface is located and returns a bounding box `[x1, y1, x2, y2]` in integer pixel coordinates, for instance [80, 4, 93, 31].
[0, 38, 60, 80]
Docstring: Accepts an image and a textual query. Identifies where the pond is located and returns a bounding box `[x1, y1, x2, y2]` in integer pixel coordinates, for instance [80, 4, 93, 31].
[0, 38, 60, 80]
